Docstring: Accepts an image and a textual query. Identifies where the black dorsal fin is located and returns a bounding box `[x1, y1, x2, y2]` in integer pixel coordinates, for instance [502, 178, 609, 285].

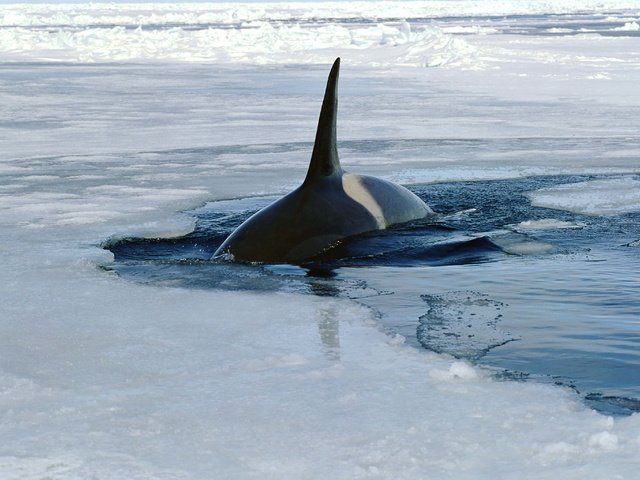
[304, 58, 343, 185]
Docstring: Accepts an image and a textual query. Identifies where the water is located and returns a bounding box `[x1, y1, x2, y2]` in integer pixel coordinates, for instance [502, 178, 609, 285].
[106, 173, 640, 416]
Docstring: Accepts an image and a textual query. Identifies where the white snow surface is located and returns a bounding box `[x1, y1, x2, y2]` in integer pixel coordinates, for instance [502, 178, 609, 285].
[0, 1, 639, 66]
[528, 178, 640, 216]
[2, 1, 640, 478]
[0, 20, 481, 66]
[3, 1, 639, 28]
[0, 2, 485, 67]
[615, 21, 640, 31]
[511, 218, 584, 232]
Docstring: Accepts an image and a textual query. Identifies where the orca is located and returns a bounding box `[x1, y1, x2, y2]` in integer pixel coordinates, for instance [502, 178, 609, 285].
[214, 58, 433, 263]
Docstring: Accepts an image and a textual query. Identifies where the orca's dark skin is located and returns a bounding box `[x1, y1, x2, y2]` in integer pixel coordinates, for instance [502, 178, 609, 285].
[214, 58, 433, 263]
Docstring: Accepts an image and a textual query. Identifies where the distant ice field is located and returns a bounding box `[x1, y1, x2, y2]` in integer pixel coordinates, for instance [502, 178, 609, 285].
[1, 1, 640, 65]
[2, 2, 640, 479]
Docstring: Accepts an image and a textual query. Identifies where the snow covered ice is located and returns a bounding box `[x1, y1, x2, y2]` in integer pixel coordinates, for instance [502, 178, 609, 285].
[528, 177, 640, 216]
[1, 1, 640, 478]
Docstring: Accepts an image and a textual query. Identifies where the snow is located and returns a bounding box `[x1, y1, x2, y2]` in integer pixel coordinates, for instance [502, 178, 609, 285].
[615, 21, 640, 31]
[528, 178, 640, 216]
[2, 1, 640, 478]
[1, 1, 640, 67]
[2, 2, 639, 28]
[0, 16, 481, 67]
[3, 265, 640, 478]
[512, 219, 584, 231]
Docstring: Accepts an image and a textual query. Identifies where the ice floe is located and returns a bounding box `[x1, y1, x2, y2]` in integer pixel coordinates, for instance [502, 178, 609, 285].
[527, 177, 640, 216]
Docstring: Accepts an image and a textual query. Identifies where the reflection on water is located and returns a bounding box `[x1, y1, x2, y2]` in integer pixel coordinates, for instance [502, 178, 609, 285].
[105, 174, 640, 415]
[316, 303, 341, 362]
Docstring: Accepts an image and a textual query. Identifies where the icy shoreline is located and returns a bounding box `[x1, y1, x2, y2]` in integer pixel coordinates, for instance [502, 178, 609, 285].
[5, 243, 640, 479]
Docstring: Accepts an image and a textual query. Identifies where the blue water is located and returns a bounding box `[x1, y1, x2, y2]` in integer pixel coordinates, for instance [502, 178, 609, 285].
[106, 174, 640, 416]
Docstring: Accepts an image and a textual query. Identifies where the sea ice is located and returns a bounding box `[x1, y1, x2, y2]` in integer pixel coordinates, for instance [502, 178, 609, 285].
[615, 21, 640, 31]
[512, 219, 584, 231]
[2, 1, 640, 478]
[527, 178, 640, 216]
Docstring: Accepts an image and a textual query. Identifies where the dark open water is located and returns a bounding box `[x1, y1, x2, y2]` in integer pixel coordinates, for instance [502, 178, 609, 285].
[105, 174, 640, 416]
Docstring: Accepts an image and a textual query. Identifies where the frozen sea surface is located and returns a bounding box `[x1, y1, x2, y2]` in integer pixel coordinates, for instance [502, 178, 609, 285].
[108, 174, 640, 416]
[2, 2, 640, 479]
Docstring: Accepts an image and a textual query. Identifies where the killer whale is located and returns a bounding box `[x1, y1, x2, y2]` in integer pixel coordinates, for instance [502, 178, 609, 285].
[214, 58, 433, 263]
